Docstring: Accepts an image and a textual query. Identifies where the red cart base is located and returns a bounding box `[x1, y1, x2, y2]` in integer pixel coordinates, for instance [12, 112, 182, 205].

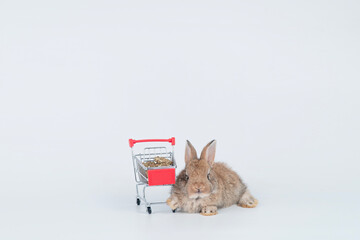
[147, 168, 176, 186]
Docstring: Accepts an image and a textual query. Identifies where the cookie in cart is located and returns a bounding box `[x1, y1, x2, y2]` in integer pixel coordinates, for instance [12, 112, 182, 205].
[128, 137, 177, 214]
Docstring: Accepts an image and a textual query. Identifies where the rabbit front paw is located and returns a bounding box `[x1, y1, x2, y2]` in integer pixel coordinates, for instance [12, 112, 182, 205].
[200, 206, 218, 216]
[166, 197, 179, 210]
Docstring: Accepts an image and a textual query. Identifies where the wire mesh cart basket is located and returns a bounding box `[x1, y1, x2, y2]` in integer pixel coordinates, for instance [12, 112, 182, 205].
[129, 137, 177, 214]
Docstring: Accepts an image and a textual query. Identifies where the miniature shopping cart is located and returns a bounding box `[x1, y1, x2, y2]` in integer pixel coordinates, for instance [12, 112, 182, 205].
[129, 137, 177, 214]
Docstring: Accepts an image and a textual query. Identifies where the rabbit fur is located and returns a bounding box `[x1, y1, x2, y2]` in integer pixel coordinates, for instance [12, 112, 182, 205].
[167, 140, 258, 216]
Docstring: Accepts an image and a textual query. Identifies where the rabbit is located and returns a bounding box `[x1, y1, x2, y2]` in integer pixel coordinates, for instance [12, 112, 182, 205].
[166, 140, 258, 216]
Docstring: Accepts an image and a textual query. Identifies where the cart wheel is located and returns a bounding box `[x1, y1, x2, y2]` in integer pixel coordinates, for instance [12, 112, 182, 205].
[147, 207, 152, 214]
[172, 209, 176, 213]
[136, 198, 140, 205]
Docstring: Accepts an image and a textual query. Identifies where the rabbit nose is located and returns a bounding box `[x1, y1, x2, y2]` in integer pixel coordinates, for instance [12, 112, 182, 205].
[193, 184, 205, 193]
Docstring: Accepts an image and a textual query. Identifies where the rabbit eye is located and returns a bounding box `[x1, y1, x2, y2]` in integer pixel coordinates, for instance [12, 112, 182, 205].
[185, 174, 189, 181]
[207, 173, 210, 180]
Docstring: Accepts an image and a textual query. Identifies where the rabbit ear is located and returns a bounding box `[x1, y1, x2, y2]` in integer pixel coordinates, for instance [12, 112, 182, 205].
[185, 140, 198, 164]
[200, 140, 217, 166]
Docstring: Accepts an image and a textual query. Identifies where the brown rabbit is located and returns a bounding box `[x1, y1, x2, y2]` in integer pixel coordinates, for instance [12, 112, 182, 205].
[167, 140, 258, 216]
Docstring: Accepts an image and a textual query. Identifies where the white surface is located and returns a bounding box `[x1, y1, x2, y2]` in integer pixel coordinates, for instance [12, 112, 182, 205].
[1, 1, 360, 239]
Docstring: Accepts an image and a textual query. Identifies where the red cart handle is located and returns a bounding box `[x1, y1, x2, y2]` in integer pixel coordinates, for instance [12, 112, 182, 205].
[129, 137, 175, 148]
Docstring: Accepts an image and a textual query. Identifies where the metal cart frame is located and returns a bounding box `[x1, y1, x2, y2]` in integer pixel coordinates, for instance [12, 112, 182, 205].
[129, 138, 176, 214]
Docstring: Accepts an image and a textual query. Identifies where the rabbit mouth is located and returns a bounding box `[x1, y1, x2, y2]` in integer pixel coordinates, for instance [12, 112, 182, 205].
[189, 193, 210, 199]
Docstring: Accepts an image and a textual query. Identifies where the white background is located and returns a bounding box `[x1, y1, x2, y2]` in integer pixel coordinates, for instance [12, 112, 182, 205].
[1, 0, 360, 239]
